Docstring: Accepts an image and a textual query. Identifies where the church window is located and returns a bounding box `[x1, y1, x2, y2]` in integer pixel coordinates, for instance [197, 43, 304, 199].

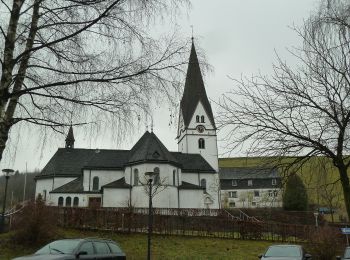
[200, 178, 206, 190]
[43, 190, 47, 201]
[173, 170, 176, 186]
[201, 115, 205, 123]
[93, 176, 99, 191]
[73, 197, 79, 207]
[58, 197, 64, 206]
[134, 169, 139, 186]
[66, 197, 72, 207]
[198, 138, 205, 149]
[196, 115, 200, 122]
[153, 167, 160, 185]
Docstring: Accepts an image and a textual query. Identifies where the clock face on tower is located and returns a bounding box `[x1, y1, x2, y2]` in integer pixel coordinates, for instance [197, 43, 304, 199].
[196, 125, 205, 133]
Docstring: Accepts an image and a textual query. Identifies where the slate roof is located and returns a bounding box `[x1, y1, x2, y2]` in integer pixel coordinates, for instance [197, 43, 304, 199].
[38, 148, 97, 178]
[172, 152, 215, 173]
[51, 177, 85, 193]
[180, 42, 215, 129]
[102, 177, 131, 189]
[178, 181, 205, 190]
[128, 131, 178, 165]
[219, 167, 279, 180]
[85, 149, 129, 169]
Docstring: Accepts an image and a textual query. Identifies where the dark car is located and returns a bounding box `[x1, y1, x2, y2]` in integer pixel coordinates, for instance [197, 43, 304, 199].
[336, 246, 350, 260]
[13, 238, 126, 260]
[259, 245, 311, 260]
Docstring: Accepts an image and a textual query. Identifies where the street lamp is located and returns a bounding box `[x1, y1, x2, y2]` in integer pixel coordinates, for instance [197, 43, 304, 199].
[145, 171, 156, 260]
[314, 212, 319, 228]
[0, 168, 14, 233]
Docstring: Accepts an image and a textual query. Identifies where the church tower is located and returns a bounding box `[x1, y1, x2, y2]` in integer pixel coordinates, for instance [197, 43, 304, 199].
[177, 42, 218, 172]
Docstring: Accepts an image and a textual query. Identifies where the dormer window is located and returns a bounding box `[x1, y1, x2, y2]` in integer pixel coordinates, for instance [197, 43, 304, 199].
[232, 180, 237, 186]
[248, 179, 253, 186]
[198, 138, 205, 149]
[201, 116, 205, 123]
[196, 115, 200, 123]
[272, 178, 277, 186]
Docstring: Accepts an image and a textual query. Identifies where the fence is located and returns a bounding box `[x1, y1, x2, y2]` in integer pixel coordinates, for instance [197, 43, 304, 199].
[47, 206, 346, 244]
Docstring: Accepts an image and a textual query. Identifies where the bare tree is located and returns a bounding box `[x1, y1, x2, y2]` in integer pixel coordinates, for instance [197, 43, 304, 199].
[0, 0, 190, 162]
[217, 0, 350, 219]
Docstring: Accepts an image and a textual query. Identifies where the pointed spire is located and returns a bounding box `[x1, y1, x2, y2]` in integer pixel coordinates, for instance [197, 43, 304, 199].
[65, 125, 75, 148]
[180, 42, 216, 129]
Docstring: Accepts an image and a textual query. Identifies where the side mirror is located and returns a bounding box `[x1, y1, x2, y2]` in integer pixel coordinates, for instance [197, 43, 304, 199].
[305, 254, 312, 259]
[76, 251, 88, 258]
[258, 254, 263, 259]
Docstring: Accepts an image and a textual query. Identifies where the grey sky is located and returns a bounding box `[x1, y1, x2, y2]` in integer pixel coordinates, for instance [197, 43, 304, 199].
[0, 0, 319, 172]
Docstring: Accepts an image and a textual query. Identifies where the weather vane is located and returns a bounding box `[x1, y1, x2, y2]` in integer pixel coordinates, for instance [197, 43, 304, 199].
[191, 25, 194, 41]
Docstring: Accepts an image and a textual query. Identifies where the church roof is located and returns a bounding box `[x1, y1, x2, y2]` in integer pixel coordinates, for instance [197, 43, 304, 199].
[178, 181, 205, 190]
[180, 42, 216, 128]
[128, 131, 179, 166]
[102, 177, 131, 189]
[50, 177, 84, 193]
[37, 131, 216, 179]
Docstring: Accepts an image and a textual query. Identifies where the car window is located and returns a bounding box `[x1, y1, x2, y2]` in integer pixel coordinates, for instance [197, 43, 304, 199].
[79, 242, 95, 255]
[108, 242, 123, 254]
[265, 246, 301, 257]
[93, 241, 111, 254]
[36, 239, 81, 255]
[345, 248, 350, 258]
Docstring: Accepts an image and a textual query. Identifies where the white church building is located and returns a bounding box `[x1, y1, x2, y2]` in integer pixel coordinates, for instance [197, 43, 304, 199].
[35, 42, 220, 209]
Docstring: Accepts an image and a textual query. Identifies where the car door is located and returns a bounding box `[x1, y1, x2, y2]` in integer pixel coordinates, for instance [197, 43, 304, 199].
[77, 241, 96, 260]
[93, 241, 115, 260]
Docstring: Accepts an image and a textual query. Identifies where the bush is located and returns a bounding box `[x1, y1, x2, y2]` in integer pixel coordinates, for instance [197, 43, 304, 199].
[307, 226, 343, 260]
[11, 196, 58, 246]
[283, 174, 308, 211]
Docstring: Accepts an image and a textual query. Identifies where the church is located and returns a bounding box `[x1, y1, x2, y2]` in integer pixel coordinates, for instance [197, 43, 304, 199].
[35, 42, 220, 209]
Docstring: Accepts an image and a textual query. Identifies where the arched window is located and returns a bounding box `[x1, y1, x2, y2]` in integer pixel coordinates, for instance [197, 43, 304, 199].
[201, 115, 205, 123]
[134, 169, 139, 186]
[66, 197, 72, 207]
[198, 138, 205, 149]
[153, 167, 160, 185]
[58, 197, 64, 206]
[173, 170, 176, 186]
[196, 115, 200, 123]
[201, 179, 207, 190]
[73, 197, 79, 207]
[92, 176, 99, 191]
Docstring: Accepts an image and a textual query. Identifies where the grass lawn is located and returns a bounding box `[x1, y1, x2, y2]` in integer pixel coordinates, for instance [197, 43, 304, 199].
[0, 228, 277, 260]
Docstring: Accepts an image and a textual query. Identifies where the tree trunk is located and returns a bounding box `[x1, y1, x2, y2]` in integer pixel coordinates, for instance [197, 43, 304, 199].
[338, 165, 350, 221]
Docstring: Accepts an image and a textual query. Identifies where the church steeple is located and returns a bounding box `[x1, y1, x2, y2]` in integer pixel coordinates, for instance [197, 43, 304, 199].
[180, 42, 215, 129]
[65, 125, 75, 148]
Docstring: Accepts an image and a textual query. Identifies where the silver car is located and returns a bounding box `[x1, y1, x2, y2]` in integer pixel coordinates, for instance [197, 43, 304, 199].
[337, 247, 350, 260]
[259, 245, 311, 260]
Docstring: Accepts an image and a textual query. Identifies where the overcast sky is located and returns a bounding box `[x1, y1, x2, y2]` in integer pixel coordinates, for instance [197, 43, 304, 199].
[1, 0, 320, 173]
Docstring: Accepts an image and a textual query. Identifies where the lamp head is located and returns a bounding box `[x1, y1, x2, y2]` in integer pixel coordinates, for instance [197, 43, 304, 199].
[145, 171, 156, 181]
[2, 168, 14, 177]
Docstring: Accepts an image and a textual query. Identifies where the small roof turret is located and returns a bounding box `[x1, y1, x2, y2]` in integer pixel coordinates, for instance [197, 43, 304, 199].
[65, 125, 75, 148]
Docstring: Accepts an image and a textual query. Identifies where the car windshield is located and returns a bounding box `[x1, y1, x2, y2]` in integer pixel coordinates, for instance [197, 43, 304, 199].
[36, 239, 81, 255]
[264, 246, 301, 257]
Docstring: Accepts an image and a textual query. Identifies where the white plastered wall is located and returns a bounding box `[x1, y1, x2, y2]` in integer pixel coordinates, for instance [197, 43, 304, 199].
[83, 169, 124, 191]
[49, 193, 96, 207]
[36, 177, 76, 204]
[179, 189, 204, 208]
[103, 188, 130, 207]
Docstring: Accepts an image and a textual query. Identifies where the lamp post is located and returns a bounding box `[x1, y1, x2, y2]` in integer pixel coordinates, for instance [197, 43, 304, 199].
[0, 168, 14, 233]
[314, 212, 319, 228]
[145, 171, 156, 260]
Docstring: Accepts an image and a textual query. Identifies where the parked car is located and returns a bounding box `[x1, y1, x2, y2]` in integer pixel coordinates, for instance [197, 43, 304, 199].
[259, 245, 311, 260]
[336, 246, 350, 260]
[13, 238, 126, 260]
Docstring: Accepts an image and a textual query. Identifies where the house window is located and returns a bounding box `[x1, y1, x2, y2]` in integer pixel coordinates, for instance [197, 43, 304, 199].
[229, 202, 236, 208]
[153, 167, 160, 185]
[43, 190, 47, 201]
[198, 138, 205, 149]
[173, 170, 176, 186]
[200, 178, 206, 190]
[58, 197, 64, 206]
[228, 191, 237, 198]
[254, 190, 260, 197]
[66, 197, 72, 207]
[252, 202, 257, 206]
[248, 180, 253, 186]
[232, 180, 237, 186]
[92, 176, 99, 191]
[201, 115, 205, 123]
[134, 169, 139, 186]
[273, 190, 278, 197]
[73, 197, 79, 207]
[268, 190, 273, 197]
[196, 115, 200, 122]
[272, 178, 277, 186]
